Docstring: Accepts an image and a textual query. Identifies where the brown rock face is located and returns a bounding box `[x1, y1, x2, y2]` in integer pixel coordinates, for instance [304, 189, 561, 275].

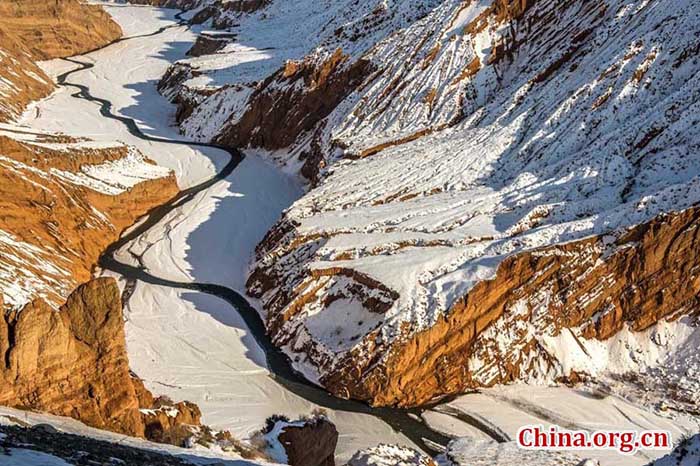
[251, 205, 700, 408]
[0, 29, 53, 122]
[0, 0, 122, 60]
[0, 137, 179, 308]
[0, 0, 120, 122]
[0, 0, 205, 445]
[275, 417, 338, 466]
[0, 278, 145, 436]
[318, 206, 700, 407]
[215, 49, 373, 179]
[141, 397, 203, 446]
[0, 278, 204, 443]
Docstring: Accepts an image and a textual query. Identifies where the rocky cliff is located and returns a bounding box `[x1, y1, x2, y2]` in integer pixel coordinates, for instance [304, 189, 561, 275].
[0, 135, 178, 309]
[319, 205, 700, 406]
[0, 131, 210, 442]
[0, 0, 122, 60]
[263, 415, 338, 466]
[0, 30, 53, 123]
[0, 278, 201, 441]
[0, 0, 122, 122]
[0, 0, 209, 445]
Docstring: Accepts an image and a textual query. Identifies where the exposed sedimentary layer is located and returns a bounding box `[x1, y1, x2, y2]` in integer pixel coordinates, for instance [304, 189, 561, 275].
[0, 0, 209, 445]
[0, 0, 122, 60]
[0, 0, 122, 122]
[0, 278, 202, 442]
[319, 205, 700, 406]
[0, 134, 178, 310]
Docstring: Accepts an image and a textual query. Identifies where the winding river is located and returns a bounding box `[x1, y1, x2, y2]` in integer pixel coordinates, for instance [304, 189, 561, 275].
[55, 8, 458, 457]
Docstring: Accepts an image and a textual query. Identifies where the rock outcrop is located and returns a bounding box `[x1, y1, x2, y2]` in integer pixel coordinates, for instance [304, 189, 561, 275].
[0, 278, 201, 442]
[317, 206, 700, 406]
[187, 33, 235, 57]
[264, 415, 338, 466]
[0, 0, 120, 122]
[0, 136, 178, 309]
[0, 0, 193, 444]
[0, 30, 53, 122]
[0, 422, 203, 466]
[235, 0, 700, 410]
[214, 49, 373, 181]
[0, 0, 122, 60]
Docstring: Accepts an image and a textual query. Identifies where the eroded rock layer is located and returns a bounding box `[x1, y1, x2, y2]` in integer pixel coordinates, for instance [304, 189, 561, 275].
[239, 0, 700, 407]
[0, 278, 201, 441]
[0, 0, 121, 122]
[0, 135, 178, 309]
[321, 205, 700, 406]
[0, 0, 122, 60]
[0, 0, 198, 442]
[147, 0, 700, 410]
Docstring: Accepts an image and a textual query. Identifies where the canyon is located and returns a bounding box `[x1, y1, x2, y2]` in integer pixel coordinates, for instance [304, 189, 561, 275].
[152, 0, 700, 420]
[0, 0, 207, 449]
[0, 0, 699, 465]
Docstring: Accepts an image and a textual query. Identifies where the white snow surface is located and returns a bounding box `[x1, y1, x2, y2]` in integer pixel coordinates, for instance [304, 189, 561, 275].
[19, 3, 228, 190]
[426, 385, 700, 466]
[347, 444, 435, 466]
[51, 146, 171, 195]
[440, 439, 589, 466]
[223, 0, 700, 393]
[171, 0, 444, 143]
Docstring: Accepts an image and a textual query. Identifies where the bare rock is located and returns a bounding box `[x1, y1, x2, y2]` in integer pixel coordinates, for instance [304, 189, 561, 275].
[266, 415, 338, 466]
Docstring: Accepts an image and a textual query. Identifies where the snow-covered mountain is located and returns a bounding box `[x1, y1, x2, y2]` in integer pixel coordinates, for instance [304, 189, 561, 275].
[157, 0, 700, 413]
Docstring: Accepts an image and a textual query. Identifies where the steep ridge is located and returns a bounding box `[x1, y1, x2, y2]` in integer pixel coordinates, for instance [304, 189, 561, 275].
[0, 0, 122, 60]
[156, 0, 700, 411]
[0, 133, 178, 309]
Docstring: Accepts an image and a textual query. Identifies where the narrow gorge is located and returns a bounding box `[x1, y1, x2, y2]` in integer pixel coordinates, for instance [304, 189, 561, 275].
[0, 1, 698, 466]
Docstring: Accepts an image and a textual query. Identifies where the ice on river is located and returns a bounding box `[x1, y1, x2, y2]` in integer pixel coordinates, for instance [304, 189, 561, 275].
[20, 4, 227, 190]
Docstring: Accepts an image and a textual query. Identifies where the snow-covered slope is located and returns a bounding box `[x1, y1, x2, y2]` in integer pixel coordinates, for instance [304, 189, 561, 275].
[651, 434, 700, 466]
[0, 128, 176, 310]
[0, 406, 281, 466]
